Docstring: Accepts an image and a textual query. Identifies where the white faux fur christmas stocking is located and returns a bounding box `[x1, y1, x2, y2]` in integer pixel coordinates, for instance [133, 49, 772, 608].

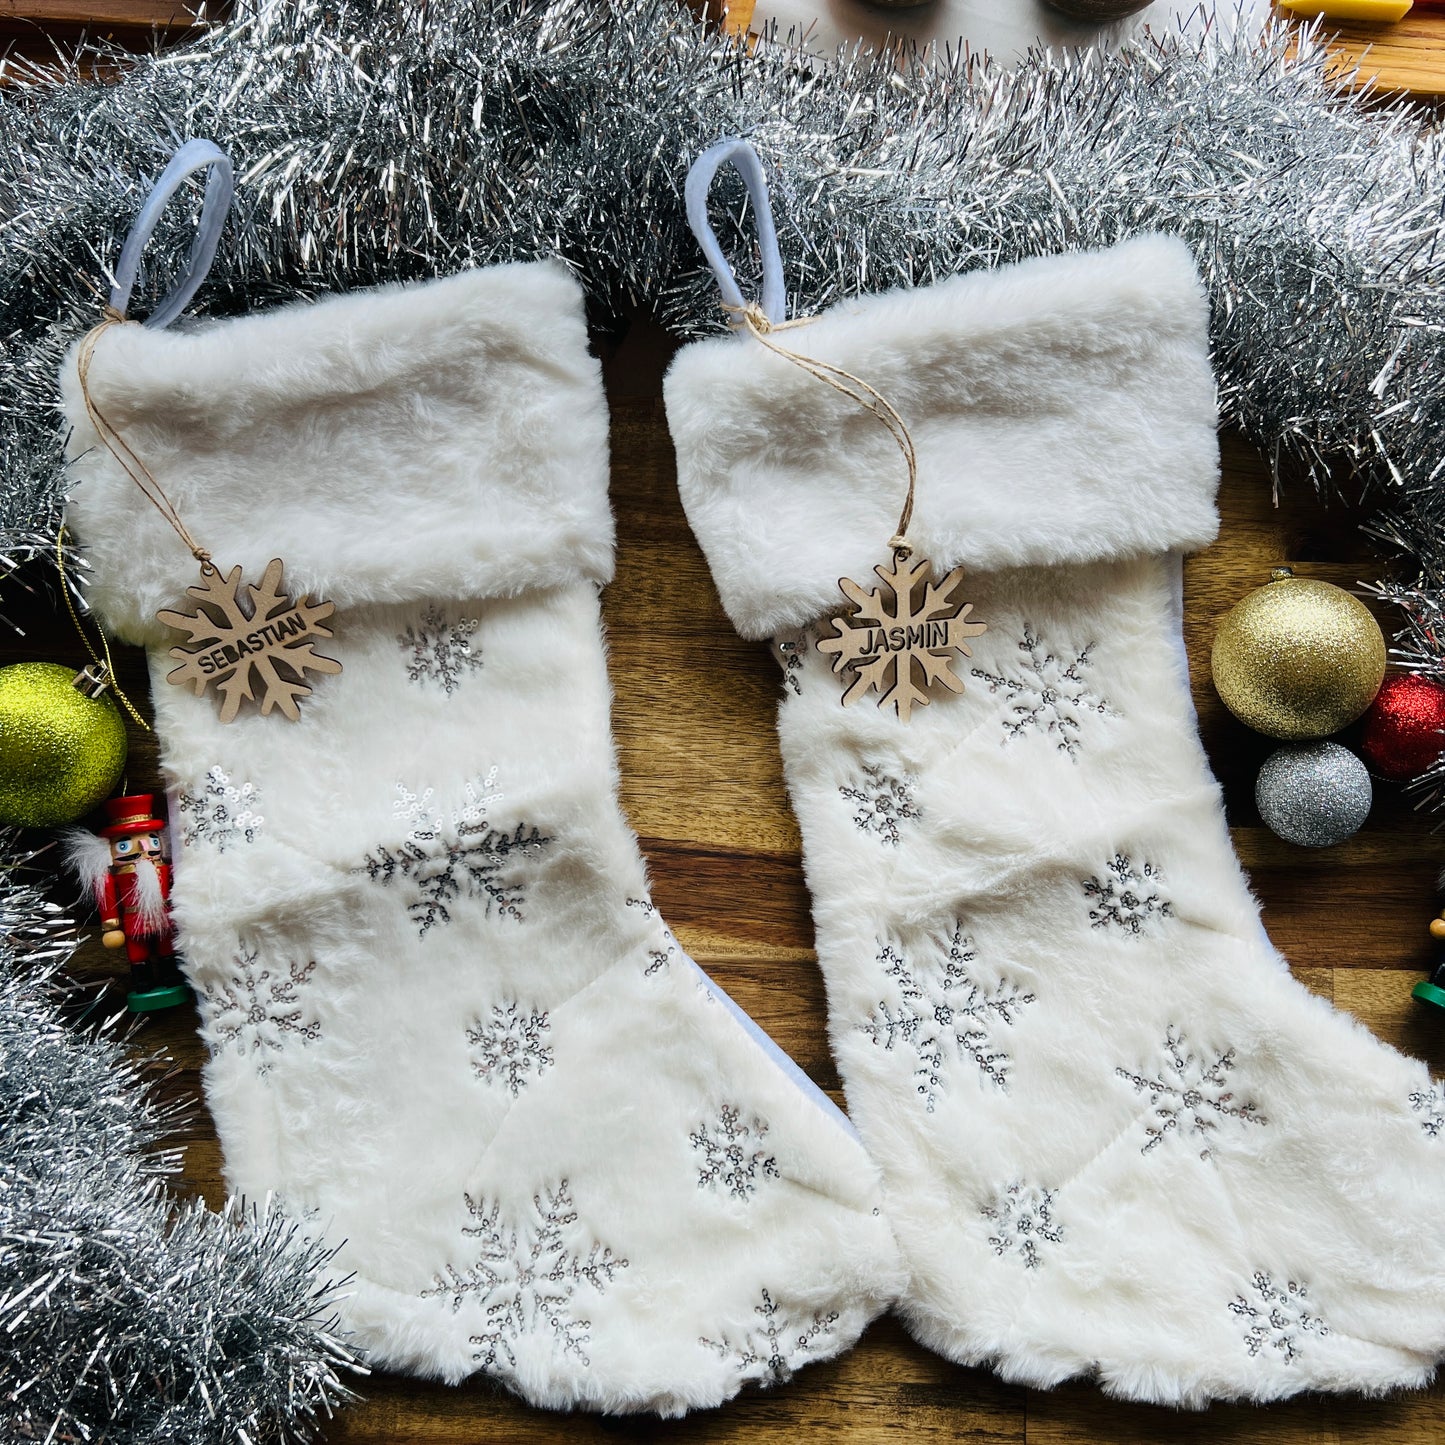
[666, 146, 1445, 1405]
[61, 174, 902, 1412]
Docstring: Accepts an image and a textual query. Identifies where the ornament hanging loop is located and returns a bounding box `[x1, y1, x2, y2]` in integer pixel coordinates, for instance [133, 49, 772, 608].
[55, 525, 150, 731]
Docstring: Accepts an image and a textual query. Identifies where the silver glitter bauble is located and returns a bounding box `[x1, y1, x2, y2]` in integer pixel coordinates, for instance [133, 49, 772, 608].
[1255, 742, 1372, 848]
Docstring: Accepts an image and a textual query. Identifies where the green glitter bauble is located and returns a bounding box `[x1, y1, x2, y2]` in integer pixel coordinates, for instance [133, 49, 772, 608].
[1211, 572, 1386, 740]
[0, 662, 128, 828]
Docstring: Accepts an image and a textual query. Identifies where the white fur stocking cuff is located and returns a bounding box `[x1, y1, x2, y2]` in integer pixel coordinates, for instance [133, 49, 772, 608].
[667, 235, 1219, 640]
[63, 260, 615, 643]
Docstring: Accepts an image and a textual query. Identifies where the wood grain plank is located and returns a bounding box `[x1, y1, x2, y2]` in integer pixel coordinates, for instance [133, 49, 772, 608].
[327, 1319, 1026, 1445]
[0, 0, 196, 21]
[1028, 1382, 1445, 1444]
[1296, 7, 1445, 96]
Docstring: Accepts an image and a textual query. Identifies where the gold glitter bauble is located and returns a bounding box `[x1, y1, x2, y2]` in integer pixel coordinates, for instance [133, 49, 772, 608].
[0, 662, 128, 828]
[1211, 572, 1386, 740]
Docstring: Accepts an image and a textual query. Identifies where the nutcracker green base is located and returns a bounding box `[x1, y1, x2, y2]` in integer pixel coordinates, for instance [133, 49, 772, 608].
[127, 983, 191, 1013]
[1412, 980, 1445, 1013]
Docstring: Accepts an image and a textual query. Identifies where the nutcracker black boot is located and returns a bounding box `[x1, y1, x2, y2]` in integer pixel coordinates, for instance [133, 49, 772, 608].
[61, 141, 903, 1414]
[666, 139, 1445, 1406]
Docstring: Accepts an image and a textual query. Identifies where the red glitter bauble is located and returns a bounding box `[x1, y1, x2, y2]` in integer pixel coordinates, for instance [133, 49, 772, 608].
[1358, 674, 1445, 781]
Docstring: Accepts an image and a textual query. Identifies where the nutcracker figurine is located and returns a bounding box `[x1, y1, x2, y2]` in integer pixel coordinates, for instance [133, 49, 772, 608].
[1414, 903, 1445, 1014]
[64, 793, 187, 1012]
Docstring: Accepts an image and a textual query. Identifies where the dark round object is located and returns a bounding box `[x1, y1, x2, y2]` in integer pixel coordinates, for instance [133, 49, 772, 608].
[1042, 0, 1155, 17]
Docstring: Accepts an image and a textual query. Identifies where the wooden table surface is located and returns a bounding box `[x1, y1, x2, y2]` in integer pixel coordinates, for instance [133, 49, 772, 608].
[7, 5, 1445, 1444]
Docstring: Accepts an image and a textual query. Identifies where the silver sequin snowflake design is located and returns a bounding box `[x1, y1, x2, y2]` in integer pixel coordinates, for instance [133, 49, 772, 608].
[690, 1104, 780, 1202]
[420, 1180, 627, 1377]
[1083, 853, 1172, 934]
[981, 1181, 1064, 1269]
[773, 630, 809, 698]
[1116, 1026, 1268, 1160]
[467, 1001, 553, 1097]
[360, 769, 552, 936]
[1229, 1272, 1328, 1363]
[700, 1288, 839, 1387]
[1409, 1082, 1445, 1138]
[626, 895, 676, 976]
[199, 944, 321, 1071]
[860, 923, 1035, 1113]
[970, 626, 1114, 759]
[398, 605, 484, 696]
[177, 765, 263, 852]
[839, 762, 921, 846]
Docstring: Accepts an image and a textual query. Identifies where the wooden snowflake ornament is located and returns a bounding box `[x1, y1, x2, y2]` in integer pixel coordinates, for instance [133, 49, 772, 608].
[157, 558, 342, 722]
[817, 551, 987, 723]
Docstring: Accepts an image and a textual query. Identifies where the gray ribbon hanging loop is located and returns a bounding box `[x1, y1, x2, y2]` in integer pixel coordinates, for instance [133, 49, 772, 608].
[685, 138, 786, 327]
[110, 138, 234, 330]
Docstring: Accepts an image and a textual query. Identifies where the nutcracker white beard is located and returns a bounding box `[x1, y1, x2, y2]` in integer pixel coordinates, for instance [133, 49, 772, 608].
[60, 835, 166, 932]
[665, 235, 1445, 1405]
[60, 262, 902, 1414]
[126, 855, 167, 932]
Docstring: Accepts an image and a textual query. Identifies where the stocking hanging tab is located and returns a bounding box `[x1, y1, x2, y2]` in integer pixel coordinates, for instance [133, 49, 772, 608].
[685, 139, 985, 724]
[684, 138, 787, 327]
[110, 138, 234, 330]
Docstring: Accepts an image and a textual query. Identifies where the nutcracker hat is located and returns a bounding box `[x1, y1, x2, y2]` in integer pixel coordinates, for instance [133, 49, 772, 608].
[98, 793, 165, 839]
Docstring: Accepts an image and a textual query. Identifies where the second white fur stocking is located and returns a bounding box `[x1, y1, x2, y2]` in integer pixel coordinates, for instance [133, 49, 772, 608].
[667, 211, 1445, 1404]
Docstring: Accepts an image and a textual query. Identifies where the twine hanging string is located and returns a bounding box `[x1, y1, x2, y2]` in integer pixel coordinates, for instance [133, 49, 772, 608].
[724, 301, 918, 555]
[74, 315, 214, 573]
[54, 523, 151, 730]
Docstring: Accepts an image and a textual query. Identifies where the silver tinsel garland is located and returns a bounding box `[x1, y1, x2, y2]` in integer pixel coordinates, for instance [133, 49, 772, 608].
[0, 840, 358, 1443]
[0, 0, 1442, 573]
[2, 2, 1445, 1438]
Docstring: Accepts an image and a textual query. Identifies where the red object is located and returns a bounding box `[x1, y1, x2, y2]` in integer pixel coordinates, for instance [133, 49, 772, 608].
[90, 793, 183, 1008]
[1358, 674, 1445, 782]
[98, 792, 166, 838]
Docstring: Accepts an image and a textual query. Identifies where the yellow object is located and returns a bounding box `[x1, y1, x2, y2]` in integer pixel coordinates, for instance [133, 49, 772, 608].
[0, 662, 128, 828]
[1276, 0, 1413, 21]
[1211, 570, 1386, 740]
